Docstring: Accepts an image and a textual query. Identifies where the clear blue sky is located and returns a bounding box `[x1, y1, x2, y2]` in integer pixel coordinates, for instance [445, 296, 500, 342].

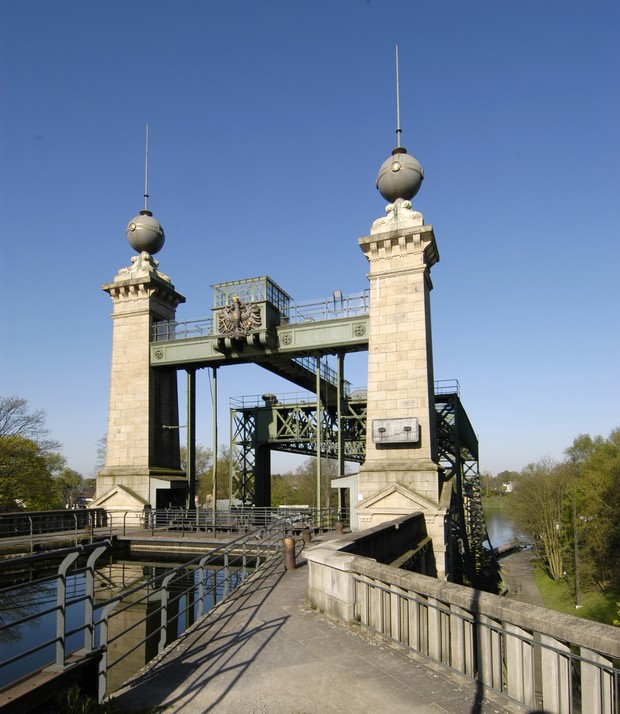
[1, 0, 618, 478]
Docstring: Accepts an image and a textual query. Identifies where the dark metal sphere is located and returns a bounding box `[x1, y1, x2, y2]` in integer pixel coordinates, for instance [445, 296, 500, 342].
[126, 210, 165, 255]
[376, 147, 424, 203]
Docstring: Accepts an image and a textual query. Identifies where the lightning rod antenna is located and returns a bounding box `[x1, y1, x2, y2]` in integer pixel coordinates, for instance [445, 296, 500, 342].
[143, 124, 150, 213]
[395, 45, 402, 148]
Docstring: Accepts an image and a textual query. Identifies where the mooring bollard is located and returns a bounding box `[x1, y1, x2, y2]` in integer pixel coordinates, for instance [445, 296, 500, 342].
[335, 520, 344, 536]
[301, 526, 312, 546]
[283, 536, 296, 570]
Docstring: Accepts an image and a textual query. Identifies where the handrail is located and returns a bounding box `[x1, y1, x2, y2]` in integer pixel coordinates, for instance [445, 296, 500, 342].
[0, 516, 308, 702]
[0, 509, 108, 549]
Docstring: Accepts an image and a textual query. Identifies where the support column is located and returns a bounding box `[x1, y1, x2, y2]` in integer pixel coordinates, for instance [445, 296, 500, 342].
[95, 252, 186, 511]
[356, 199, 449, 577]
[211, 367, 218, 518]
[186, 369, 196, 509]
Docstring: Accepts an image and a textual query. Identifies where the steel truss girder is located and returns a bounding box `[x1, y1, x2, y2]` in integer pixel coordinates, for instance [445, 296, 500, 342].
[434, 393, 498, 588]
[231, 390, 496, 588]
[230, 399, 367, 503]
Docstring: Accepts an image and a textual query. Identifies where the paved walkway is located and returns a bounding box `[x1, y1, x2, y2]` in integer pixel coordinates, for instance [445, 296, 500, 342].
[500, 550, 545, 608]
[113, 542, 515, 714]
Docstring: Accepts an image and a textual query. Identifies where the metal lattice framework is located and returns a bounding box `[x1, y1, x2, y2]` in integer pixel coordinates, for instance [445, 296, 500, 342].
[230, 397, 367, 504]
[231, 387, 497, 588]
[434, 391, 499, 589]
[149, 280, 496, 586]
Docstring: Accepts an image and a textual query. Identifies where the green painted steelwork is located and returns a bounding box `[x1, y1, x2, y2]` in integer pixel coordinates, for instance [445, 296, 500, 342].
[231, 384, 497, 590]
[434, 387, 500, 590]
[229, 393, 367, 505]
[146, 278, 493, 586]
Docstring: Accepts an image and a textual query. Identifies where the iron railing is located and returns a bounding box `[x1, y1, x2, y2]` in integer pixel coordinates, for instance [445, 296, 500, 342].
[0, 510, 109, 552]
[0, 517, 297, 701]
[0, 507, 336, 551]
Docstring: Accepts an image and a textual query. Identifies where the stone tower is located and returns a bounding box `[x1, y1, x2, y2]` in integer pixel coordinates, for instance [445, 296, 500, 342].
[93, 189, 187, 512]
[356, 145, 450, 578]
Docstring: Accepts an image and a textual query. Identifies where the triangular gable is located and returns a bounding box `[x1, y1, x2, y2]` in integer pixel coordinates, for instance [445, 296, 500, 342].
[358, 482, 439, 515]
[90, 484, 148, 510]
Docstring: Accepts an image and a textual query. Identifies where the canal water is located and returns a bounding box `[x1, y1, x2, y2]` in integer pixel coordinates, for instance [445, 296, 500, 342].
[483, 503, 522, 549]
[0, 552, 247, 695]
[1, 508, 521, 696]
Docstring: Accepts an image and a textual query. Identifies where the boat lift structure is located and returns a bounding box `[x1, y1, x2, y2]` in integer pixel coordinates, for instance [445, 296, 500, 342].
[150, 276, 496, 587]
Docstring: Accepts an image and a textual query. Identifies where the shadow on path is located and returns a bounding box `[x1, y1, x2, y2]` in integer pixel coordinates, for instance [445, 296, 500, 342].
[113, 556, 288, 712]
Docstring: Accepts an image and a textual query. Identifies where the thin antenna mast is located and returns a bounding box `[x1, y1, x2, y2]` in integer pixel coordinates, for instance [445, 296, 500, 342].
[395, 45, 402, 148]
[143, 124, 150, 213]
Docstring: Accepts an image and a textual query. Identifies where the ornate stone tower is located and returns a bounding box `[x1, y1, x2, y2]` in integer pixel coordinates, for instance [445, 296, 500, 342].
[356, 140, 450, 577]
[93, 154, 187, 512]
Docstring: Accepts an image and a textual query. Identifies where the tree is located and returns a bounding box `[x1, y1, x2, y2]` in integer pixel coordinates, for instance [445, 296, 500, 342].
[294, 457, 339, 510]
[209, 446, 235, 503]
[0, 396, 65, 511]
[94, 435, 107, 474]
[179, 444, 214, 505]
[566, 429, 620, 590]
[0, 396, 61, 452]
[0, 436, 59, 511]
[55, 468, 84, 509]
[513, 458, 571, 580]
[480, 471, 516, 497]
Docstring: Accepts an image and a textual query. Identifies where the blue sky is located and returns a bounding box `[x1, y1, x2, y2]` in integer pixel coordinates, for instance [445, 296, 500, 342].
[1, 0, 618, 478]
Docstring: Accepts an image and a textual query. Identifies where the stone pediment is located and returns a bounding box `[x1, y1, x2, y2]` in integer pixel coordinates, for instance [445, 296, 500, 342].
[90, 484, 148, 511]
[358, 483, 439, 516]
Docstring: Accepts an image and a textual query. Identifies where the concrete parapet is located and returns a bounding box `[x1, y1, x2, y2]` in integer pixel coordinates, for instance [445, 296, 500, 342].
[305, 521, 620, 714]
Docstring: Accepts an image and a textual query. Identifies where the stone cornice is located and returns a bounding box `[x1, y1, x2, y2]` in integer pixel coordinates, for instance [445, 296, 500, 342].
[359, 224, 439, 270]
[103, 267, 186, 310]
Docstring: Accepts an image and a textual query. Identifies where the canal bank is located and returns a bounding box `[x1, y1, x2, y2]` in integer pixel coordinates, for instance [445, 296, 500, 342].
[483, 501, 545, 608]
[500, 549, 545, 608]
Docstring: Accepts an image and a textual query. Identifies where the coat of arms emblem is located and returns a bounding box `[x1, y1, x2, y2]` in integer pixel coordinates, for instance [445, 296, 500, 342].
[218, 295, 261, 339]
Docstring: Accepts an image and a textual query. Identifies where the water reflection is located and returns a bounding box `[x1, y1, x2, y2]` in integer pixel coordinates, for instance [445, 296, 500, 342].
[0, 553, 247, 695]
[483, 505, 521, 547]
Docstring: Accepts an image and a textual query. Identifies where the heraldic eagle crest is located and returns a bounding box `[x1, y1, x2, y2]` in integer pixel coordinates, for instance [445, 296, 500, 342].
[218, 295, 262, 339]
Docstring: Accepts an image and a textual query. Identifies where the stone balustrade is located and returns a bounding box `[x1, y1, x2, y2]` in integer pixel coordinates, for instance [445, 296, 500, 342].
[306, 520, 620, 714]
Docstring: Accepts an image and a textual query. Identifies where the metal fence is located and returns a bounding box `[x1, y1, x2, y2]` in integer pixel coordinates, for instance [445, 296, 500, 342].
[0, 506, 338, 552]
[0, 509, 109, 552]
[0, 518, 295, 702]
[113, 506, 335, 536]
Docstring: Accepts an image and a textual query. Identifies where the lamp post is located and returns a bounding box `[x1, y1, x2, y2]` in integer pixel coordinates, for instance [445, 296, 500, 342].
[573, 490, 581, 608]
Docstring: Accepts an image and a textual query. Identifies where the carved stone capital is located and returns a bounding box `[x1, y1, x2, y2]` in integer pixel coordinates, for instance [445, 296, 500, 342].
[371, 198, 424, 235]
[116, 251, 171, 282]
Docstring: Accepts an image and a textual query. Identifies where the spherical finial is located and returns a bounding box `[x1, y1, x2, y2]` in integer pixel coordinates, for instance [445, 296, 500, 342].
[126, 209, 165, 254]
[376, 147, 424, 203]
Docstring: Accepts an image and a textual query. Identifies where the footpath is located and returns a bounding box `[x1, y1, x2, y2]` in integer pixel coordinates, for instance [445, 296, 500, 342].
[113, 540, 515, 714]
[500, 550, 545, 608]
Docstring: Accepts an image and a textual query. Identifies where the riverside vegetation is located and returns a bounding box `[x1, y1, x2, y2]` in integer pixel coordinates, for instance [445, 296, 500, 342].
[483, 428, 620, 626]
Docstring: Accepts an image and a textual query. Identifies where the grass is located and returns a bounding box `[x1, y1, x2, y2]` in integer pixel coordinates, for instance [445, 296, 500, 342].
[59, 686, 166, 714]
[532, 565, 620, 626]
[481, 495, 513, 509]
